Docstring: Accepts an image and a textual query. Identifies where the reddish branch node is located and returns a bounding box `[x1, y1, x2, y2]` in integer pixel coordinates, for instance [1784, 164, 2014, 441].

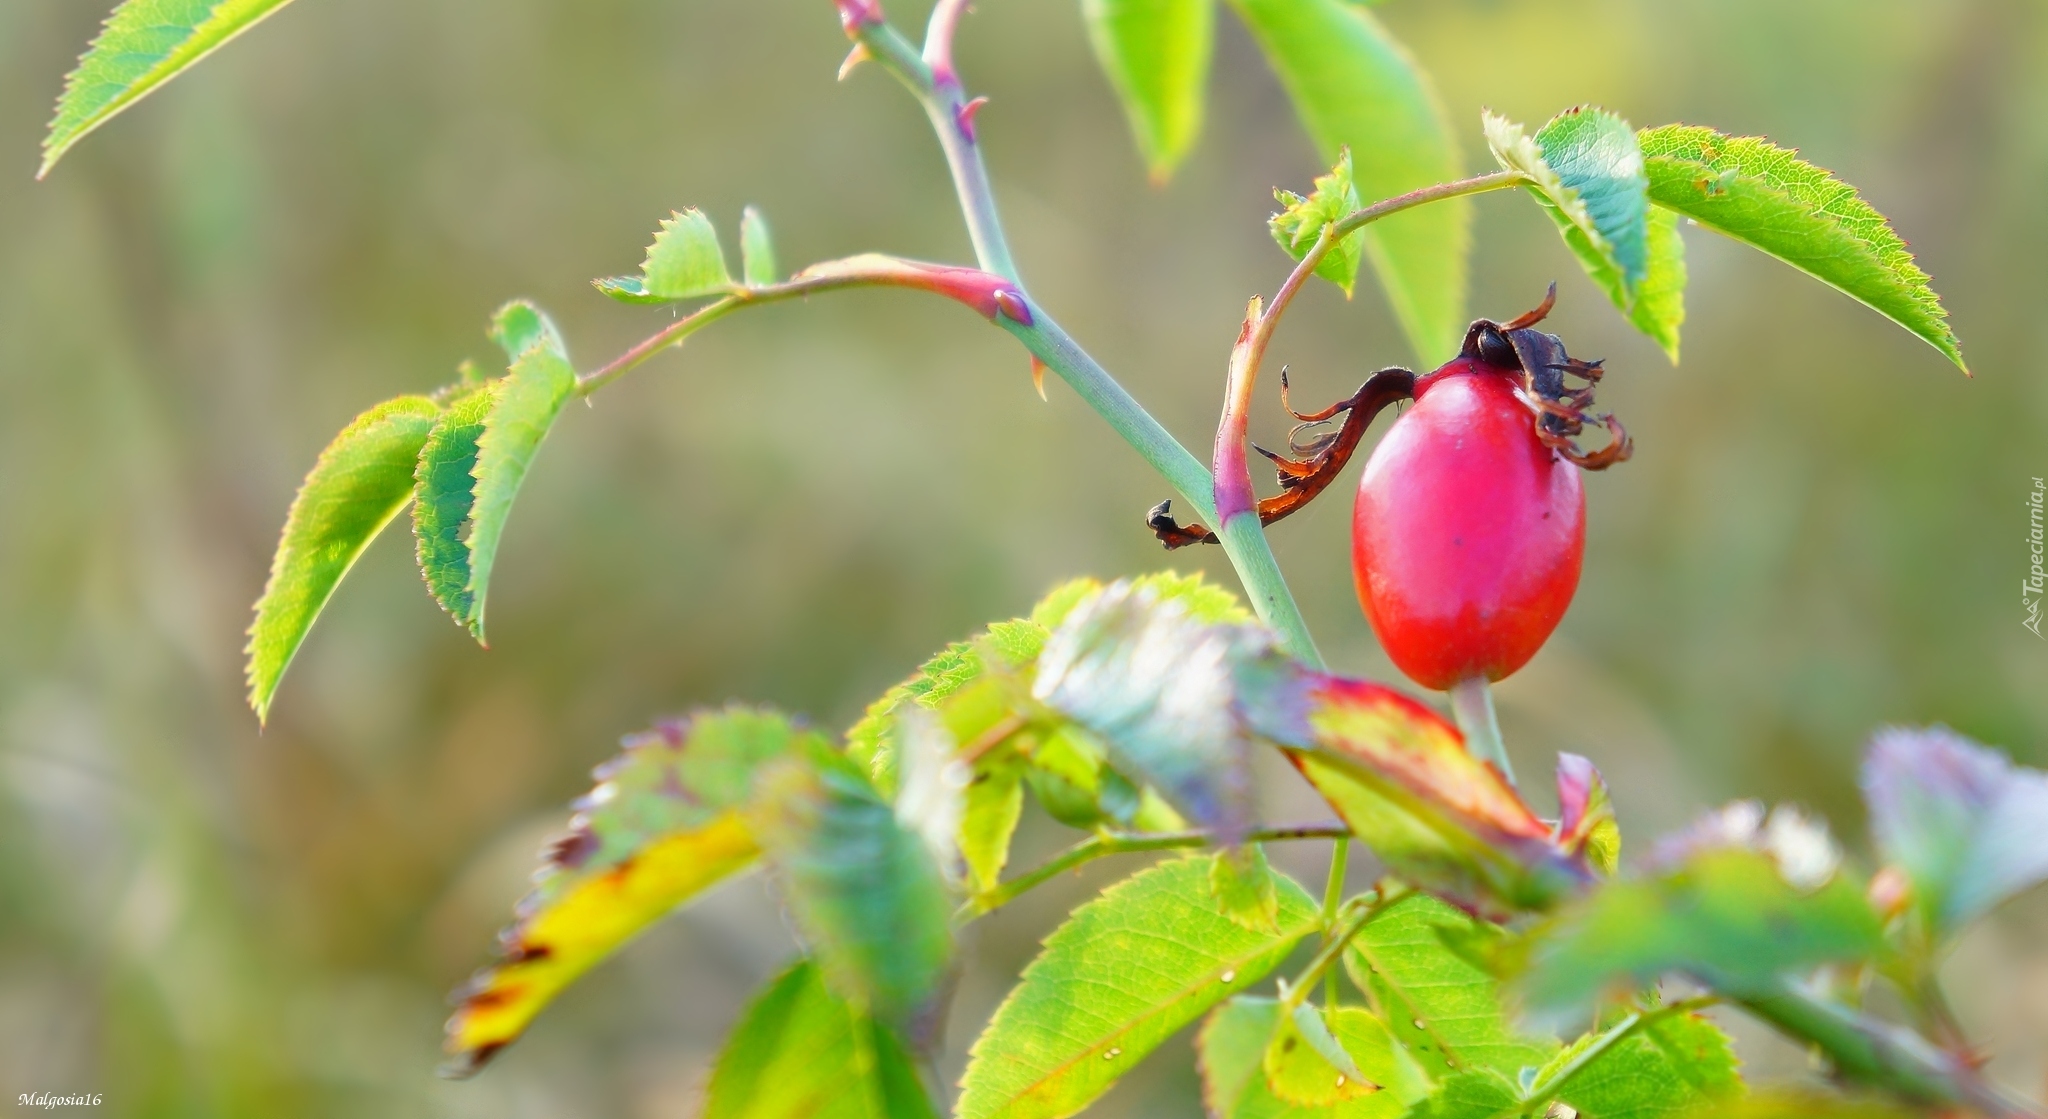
[1149, 366, 1416, 549]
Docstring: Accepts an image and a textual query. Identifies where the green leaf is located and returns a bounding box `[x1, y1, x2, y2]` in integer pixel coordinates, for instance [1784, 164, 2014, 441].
[1626, 206, 1687, 363]
[848, 571, 1245, 799]
[1263, 999, 1373, 1106]
[740, 205, 779, 288]
[1534, 1011, 1742, 1119]
[961, 747, 1027, 895]
[464, 301, 576, 641]
[596, 208, 736, 303]
[752, 750, 954, 1036]
[957, 855, 1319, 1119]
[703, 960, 938, 1119]
[444, 707, 811, 1076]
[1406, 1070, 1523, 1119]
[1861, 726, 2048, 935]
[1081, 0, 1214, 182]
[411, 387, 491, 627]
[1033, 581, 1264, 842]
[245, 395, 440, 723]
[1201, 997, 1425, 1119]
[1346, 894, 1556, 1081]
[1227, 0, 1468, 362]
[41, 0, 301, 178]
[1028, 578, 1589, 914]
[1636, 124, 1965, 371]
[1211, 844, 1282, 935]
[1487, 109, 1650, 295]
[1485, 107, 1684, 356]
[1512, 812, 1884, 1018]
[1270, 150, 1367, 296]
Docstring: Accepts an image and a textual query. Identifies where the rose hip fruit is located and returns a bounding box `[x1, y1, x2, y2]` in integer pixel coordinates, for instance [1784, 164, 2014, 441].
[1350, 354, 1585, 691]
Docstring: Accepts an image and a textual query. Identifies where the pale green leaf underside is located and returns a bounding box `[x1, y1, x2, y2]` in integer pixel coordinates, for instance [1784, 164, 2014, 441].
[464, 301, 575, 641]
[957, 854, 1318, 1119]
[1229, 0, 1468, 363]
[42, 0, 300, 177]
[246, 396, 439, 722]
[412, 387, 491, 629]
[1486, 108, 1682, 355]
[1637, 124, 1964, 371]
[703, 960, 936, 1119]
[1082, 0, 1214, 182]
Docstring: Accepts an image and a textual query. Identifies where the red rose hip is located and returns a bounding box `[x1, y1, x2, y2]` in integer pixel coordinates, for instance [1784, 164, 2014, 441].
[1351, 355, 1585, 691]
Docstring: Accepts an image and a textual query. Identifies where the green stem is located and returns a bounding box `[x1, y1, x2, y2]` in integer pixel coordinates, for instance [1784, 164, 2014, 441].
[1320, 837, 1351, 1017]
[853, 3, 1321, 659]
[996, 312, 1217, 524]
[1449, 676, 1515, 786]
[1736, 982, 2041, 1119]
[957, 822, 1349, 921]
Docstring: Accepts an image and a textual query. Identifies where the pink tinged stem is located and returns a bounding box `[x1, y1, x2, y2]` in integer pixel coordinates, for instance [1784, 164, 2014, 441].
[837, 0, 885, 35]
[1212, 298, 1264, 524]
[922, 0, 972, 82]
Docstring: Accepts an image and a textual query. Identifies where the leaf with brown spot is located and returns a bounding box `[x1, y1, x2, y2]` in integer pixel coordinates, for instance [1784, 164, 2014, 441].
[443, 707, 817, 1076]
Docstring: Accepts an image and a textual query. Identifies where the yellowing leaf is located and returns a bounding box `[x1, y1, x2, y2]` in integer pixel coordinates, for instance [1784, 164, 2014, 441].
[1255, 677, 1591, 916]
[42, 0, 301, 177]
[245, 395, 440, 722]
[443, 708, 813, 1076]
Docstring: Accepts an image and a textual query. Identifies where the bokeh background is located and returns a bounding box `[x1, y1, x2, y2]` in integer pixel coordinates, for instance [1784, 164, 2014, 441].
[1, 0, 2045, 1114]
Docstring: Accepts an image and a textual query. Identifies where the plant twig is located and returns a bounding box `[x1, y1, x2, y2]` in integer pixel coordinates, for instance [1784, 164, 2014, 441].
[957, 822, 1350, 921]
[1320, 836, 1351, 1017]
[1280, 886, 1406, 1013]
[1737, 980, 2043, 1119]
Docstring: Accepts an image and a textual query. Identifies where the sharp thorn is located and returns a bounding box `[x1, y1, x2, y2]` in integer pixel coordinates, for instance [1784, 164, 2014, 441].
[1030, 355, 1048, 401]
[837, 43, 872, 81]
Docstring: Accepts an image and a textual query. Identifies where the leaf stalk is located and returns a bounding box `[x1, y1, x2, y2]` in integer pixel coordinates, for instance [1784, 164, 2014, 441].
[957, 822, 1350, 921]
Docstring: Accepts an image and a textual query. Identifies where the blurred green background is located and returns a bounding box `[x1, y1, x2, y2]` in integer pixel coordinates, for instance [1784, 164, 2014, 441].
[2, 0, 2045, 1114]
